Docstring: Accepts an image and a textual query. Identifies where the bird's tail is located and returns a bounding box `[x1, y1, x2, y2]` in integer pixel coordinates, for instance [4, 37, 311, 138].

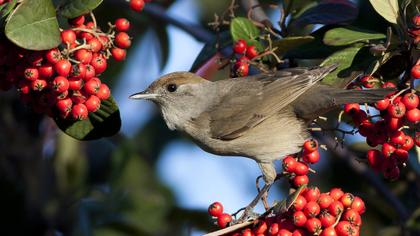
[292, 86, 393, 121]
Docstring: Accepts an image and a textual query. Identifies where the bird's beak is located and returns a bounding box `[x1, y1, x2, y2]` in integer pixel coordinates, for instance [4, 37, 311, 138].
[129, 90, 159, 100]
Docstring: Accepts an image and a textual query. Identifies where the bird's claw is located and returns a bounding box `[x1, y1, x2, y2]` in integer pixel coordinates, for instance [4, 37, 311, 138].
[235, 207, 259, 223]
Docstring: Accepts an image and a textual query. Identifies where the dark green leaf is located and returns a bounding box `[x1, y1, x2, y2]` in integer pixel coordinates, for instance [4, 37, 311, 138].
[321, 45, 375, 87]
[190, 31, 230, 72]
[292, 2, 358, 27]
[230, 17, 260, 44]
[273, 36, 314, 57]
[55, 96, 121, 140]
[5, 0, 60, 50]
[323, 27, 385, 46]
[154, 23, 170, 71]
[59, 0, 103, 19]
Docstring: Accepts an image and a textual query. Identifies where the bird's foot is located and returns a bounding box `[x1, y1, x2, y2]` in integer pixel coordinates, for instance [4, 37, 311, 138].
[235, 207, 259, 223]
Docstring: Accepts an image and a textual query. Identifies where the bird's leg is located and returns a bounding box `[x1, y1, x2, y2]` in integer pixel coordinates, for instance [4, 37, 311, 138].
[256, 175, 270, 211]
[238, 183, 272, 222]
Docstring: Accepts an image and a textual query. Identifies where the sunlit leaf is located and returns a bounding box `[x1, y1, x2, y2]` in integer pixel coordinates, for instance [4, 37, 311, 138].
[369, 0, 399, 24]
[230, 17, 260, 44]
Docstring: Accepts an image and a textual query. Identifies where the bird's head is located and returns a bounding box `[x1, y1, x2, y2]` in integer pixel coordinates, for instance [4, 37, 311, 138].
[129, 71, 212, 130]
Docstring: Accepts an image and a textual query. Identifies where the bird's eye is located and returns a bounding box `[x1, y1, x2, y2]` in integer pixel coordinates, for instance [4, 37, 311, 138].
[166, 83, 177, 92]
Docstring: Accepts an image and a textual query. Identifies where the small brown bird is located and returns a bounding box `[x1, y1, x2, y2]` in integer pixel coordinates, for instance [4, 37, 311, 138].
[130, 64, 389, 220]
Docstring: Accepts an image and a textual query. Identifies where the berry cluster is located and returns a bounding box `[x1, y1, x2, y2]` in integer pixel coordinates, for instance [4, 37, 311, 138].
[208, 187, 365, 236]
[343, 79, 419, 180]
[283, 139, 321, 188]
[129, 0, 152, 12]
[0, 14, 132, 120]
[232, 39, 260, 77]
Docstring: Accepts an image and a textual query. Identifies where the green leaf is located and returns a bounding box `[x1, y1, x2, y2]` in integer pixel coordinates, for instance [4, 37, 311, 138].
[230, 17, 260, 44]
[323, 27, 385, 46]
[369, 0, 399, 24]
[273, 36, 314, 57]
[59, 0, 103, 19]
[5, 0, 60, 50]
[321, 45, 375, 87]
[55, 96, 121, 140]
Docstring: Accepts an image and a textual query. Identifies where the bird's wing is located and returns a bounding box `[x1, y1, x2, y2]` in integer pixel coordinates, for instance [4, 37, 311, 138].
[203, 65, 337, 140]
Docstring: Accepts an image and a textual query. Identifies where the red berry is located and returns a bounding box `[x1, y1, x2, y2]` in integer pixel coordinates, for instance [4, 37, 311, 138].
[388, 101, 406, 118]
[304, 201, 321, 218]
[402, 93, 419, 110]
[208, 202, 223, 217]
[293, 162, 309, 175]
[88, 38, 103, 53]
[303, 151, 320, 164]
[268, 223, 279, 235]
[328, 201, 344, 216]
[56, 98, 73, 114]
[335, 221, 358, 236]
[70, 63, 86, 79]
[303, 186, 320, 202]
[360, 75, 375, 88]
[85, 95, 101, 112]
[366, 149, 384, 172]
[375, 98, 390, 110]
[45, 48, 61, 64]
[85, 64, 96, 80]
[84, 78, 101, 95]
[413, 15, 420, 27]
[406, 108, 420, 123]
[96, 83, 111, 100]
[352, 110, 368, 125]
[52, 76, 70, 93]
[278, 229, 293, 236]
[38, 63, 54, 78]
[69, 15, 85, 26]
[344, 103, 359, 113]
[217, 213, 232, 228]
[390, 130, 406, 146]
[293, 211, 307, 227]
[75, 49, 93, 64]
[303, 139, 318, 153]
[282, 155, 297, 173]
[340, 193, 354, 208]
[318, 193, 334, 209]
[382, 142, 396, 157]
[111, 47, 127, 61]
[68, 77, 83, 91]
[350, 197, 365, 214]
[115, 32, 131, 49]
[293, 175, 309, 187]
[343, 209, 362, 227]
[24, 67, 39, 81]
[71, 90, 87, 104]
[17, 80, 30, 94]
[411, 65, 420, 79]
[115, 18, 130, 32]
[293, 195, 307, 211]
[401, 135, 414, 151]
[91, 54, 107, 74]
[72, 103, 88, 120]
[305, 218, 322, 234]
[320, 227, 337, 236]
[55, 60, 72, 76]
[246, 45, 258, 59]
[234, 61, 249, 77]
[319, 211, 336, 228]
[130, 0, 145, 12]
[254, 220, 268, 234]
[31, 79, 47, 91]
[61, 30, 77, 44]
[329, 188, 344, 201]
[233, 39, 247, 54]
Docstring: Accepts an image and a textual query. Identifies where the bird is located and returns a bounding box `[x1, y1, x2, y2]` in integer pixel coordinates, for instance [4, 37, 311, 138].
[129, 64, 390, 221]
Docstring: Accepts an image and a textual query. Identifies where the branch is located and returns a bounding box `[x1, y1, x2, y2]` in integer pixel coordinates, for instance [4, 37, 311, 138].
[240, 0, 272, 28]
[314, 133, 410, 223]
[143, 3, 214, 43]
